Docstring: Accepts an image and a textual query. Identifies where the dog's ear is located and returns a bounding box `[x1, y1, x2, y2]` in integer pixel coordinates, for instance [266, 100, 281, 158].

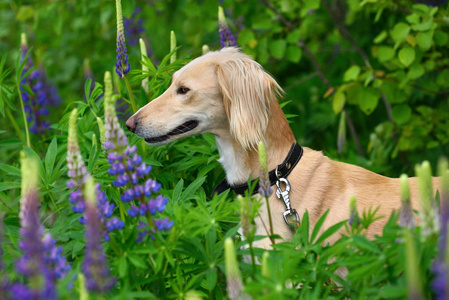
[216, 55, 282, 149]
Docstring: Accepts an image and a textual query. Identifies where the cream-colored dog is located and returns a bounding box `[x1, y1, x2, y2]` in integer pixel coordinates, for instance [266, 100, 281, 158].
[126, 47, 440, 248]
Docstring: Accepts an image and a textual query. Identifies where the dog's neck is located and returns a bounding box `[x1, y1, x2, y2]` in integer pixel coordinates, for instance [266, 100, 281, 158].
[215, 103, 296, 185]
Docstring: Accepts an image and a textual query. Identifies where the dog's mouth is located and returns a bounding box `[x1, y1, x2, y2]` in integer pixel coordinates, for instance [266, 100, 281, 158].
[144, 120, 199, 144]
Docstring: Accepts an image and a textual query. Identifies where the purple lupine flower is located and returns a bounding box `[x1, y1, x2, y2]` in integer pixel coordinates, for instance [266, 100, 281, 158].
[218, 6, 237, 48]
[67, 109, 124, 240]
[123, 7, 145, 47]
[16, 153, 56, 300]
[257, 142, 272, 197]
[103, 71, 173, 242]
[348, 196, 361, 227]
[42, 233, 71, 280]
[399, 174, 416, 229]
[417, 0, 448, 6]
[20, 34, 61, 134]
[432, 167, 449, 299]
[82, 178, 115, 293]
[115, 0, 130, 78]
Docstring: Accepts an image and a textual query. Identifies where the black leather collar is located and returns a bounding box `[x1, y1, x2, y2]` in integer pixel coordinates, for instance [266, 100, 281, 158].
[212, 143, 303, 196]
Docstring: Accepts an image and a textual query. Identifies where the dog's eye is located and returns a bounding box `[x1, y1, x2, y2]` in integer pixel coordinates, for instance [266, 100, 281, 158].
[177, 86, 190, 95]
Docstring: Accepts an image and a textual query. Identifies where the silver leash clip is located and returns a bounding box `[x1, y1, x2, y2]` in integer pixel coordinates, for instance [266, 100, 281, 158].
[275, 177, 300, 228]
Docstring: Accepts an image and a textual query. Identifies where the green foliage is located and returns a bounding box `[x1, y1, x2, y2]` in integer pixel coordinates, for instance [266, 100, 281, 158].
[0, 0, 448, 299]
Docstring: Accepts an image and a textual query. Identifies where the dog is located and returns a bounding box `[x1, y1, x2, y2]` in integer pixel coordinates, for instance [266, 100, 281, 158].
[125, 47, 441, 248]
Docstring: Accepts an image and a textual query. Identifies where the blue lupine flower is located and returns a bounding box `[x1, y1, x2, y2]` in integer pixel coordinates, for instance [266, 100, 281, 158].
[83, 178, 115, 293]
[115, 0, 130, 78]
[218, 6, 237, 48]
[123, 7, 145, 47]
[103, 71, 173, 242]
[67, 109, 124, 240]
[20, 34, 61, 134]
[42, 233, 71, 280]
[16, 153, 59, 300]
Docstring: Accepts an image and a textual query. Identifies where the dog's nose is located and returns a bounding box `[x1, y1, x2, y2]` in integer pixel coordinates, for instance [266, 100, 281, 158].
[125, 115, 138, 133]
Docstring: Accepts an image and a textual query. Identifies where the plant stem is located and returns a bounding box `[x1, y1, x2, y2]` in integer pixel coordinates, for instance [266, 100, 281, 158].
[6, 107, 25, 142]
[248, 239, 256, 277]
[264, 195, 276, 244]
[17, 84, 31, 148]
[118, 200, 126, 222]
[123, 75, 137, 113]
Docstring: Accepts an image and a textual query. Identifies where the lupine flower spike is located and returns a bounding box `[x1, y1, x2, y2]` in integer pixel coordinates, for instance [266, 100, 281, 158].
[82, 177, 115, 293]
[404, 230, 424, 300]
[238, 195, 251, 238]
[20, 33, 61, 134]
[432, 159, 449, 299]
[202, 45, 210, 55]
[170, 30, 177, 64]
[416, 161, 439, 237]
[348, 195, 361, 227]
[218, 6, 237, 48]
[115, 0, 130, 78]
[337, 110, 347, 153]
[103, 71, 173, 242]
[224, 238, 244, 300]
[115, 0, 137, 113]
[14, 152, 56, 299]
[123, 7, 144, 47]
[67, 108, 124, 240]
[257, 141, 272, 197]
[399, 174, 416, 229]
[139, 38, 149, 94]
[261, 251, 270, 278]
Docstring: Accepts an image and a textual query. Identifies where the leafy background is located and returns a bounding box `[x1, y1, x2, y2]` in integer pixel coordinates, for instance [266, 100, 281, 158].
[0, 0, 448, 299]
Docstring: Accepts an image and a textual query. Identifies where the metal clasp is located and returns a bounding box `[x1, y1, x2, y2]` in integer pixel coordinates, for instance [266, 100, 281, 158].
[276, 178, 300, 228]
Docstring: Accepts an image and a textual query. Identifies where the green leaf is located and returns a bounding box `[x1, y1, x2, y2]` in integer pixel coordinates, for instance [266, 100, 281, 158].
[181, 176, 206, 201]
[172, 179, 184, 202]
[286, 29, 301, 44]
[398, 47, 415, 67]
[44, 137, 58, 179]
[392, 104, 412, 125]
[359, 88, 380, 115]
[0, 163, 21, 177]
[237, 29, 255, 46]
[373, 30, 387, 44]
[118, 255, 128, 278]
[434, 30, 448, 46]
[343, 65, 361, 82]
[311, 209, 330, 243]
[128, 254, 147, 269]
[269, 40, 287, 60]
[16, 5, 34, 22]
[205, 267, 217, 291]
[286, 46, 301, 63]
[0, 181, 22, 192]
[391, 22, 410, 42]
[352, 235, 380, 254]
[332, 89, 346, 114]
[407, 63, 424, 80]
[377, 46, 395, 62]
[315, 220, 346, 245]
[416, 30, 434, 50]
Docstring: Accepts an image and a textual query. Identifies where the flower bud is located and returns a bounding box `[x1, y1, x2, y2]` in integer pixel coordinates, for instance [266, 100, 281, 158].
[170, 30, 177, 64]
[224, 238, 243, 300]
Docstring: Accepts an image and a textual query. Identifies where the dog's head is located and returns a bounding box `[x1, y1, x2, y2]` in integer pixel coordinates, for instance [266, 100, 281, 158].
[126, 47, 282, 149]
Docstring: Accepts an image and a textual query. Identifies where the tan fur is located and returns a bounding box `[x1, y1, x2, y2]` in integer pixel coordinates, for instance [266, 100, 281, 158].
[126, 47, 441, 249]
